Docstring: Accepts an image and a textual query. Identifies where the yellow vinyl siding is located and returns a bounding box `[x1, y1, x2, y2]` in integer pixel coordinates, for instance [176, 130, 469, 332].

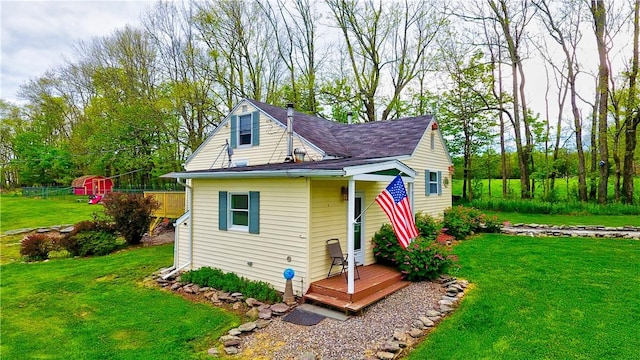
[405, 127, 452, 219]
[308, 180, 390, 282]
[175, 215, 190, 267]
[189, 178, 310, 294]
[186, 102, 323, 171]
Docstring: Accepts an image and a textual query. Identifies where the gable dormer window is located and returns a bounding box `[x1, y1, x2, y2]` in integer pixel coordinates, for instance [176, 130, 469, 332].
[230, 111, 260, 148]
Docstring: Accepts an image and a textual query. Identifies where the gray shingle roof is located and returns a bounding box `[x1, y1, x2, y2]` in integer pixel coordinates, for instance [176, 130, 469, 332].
[246, 99, 433, 159]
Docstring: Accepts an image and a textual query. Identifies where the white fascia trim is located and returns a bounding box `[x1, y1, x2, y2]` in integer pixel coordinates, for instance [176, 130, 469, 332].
[352, 174, 414, 183]
[343, 160, 416, 178]
[162, 169, 346, 179]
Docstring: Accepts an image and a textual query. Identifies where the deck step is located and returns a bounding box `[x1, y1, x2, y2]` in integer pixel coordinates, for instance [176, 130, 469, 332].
[345, 280, 410, 312]
[303, 292, 352, 310]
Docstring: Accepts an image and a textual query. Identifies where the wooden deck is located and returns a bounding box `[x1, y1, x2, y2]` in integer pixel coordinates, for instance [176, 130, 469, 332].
[144, 191, 185, 233]
[303, 264, 410, 314]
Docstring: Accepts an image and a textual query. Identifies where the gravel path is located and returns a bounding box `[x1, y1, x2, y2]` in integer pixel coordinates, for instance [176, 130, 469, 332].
[241, 281, 447, 360]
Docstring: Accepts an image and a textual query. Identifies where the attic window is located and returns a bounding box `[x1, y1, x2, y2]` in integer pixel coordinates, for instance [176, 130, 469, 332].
[238, 115, 252, 145]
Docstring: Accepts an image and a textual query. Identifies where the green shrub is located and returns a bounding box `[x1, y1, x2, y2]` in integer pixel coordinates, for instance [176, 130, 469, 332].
[443, 206, 483, 240]
[371, 224, 403, 266]
[181, 267, 282, 303]
[396, 237, 455, 281]
[102, 192, 159, 245]
[481, 214, 503, 233]
[61, 220, 119, 257]
[415, 212, 441, 240]
[20, 233, 52, 261]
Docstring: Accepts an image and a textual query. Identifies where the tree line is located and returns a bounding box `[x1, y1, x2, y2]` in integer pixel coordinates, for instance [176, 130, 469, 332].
[0, 0, 638, 203]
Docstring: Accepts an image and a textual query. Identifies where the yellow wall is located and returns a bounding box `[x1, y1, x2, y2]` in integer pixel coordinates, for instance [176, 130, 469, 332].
[404, 127, 452, 218]
[307, 179, 390, 283]
[188, 178, 310, 295]
[186, 101, 323, 171]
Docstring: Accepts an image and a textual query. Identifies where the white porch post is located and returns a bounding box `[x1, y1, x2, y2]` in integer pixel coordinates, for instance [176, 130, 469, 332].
[347, 178, 355, 294]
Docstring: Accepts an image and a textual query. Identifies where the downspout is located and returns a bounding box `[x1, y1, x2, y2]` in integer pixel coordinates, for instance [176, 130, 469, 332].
[162, 177, 193, 280]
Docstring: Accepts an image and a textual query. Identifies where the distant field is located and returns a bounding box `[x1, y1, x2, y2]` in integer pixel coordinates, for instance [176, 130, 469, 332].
[452, 177, 640, 201]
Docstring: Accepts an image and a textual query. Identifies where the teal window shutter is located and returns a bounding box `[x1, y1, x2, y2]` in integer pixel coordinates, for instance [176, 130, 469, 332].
[437, 171, 443, 195]
[249, 191, 260, 234]
[230, 116, 237, 148]
[425, 170, 430, 196]
[252, 111, 260, 146]
[219, 191, 228, 230]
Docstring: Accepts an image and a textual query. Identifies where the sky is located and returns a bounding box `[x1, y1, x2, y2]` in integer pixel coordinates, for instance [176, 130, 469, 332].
[1, 0, 152, 103]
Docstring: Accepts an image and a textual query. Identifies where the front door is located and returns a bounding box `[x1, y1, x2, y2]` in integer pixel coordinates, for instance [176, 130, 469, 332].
[354, 193, 365, 265]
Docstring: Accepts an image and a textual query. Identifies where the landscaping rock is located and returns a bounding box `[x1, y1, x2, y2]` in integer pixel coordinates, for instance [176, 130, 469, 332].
[238, 321, 257, 332]
[270, 303, 290, 315]
[228, 328, 242, 336]
[224, 347, 239, 355]
[379, 341, 401, 352]
[232, 301, 243, 310]
[219, 335, 241, 342]
[246, 307, 260, 320]
[207, 347, 219, 356]
[408, 328, 423, 338]
[425, 309, 440, 317]
[259, 308, 272, 320]
[419, 316, 434, 327]
[223, 339, 241, 347]
[376, 351, 396, 360]
[255, 319, 271, 329]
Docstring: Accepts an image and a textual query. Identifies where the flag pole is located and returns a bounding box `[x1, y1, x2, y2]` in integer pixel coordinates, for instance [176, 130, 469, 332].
[353, 198, 377, 224]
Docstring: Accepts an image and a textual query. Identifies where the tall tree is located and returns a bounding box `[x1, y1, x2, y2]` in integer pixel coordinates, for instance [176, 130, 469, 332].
[534, 0, 588, 201]
[622, 0, 639, 204]
[591, 0, 610, 204]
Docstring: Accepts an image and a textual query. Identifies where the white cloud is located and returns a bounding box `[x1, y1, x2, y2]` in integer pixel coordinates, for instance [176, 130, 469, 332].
[0, 0, 152, 103]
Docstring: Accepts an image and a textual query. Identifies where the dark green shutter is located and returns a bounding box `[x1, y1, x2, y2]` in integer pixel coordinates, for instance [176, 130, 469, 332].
[251, 111, 260, 146]
[249, 191, 260, 234]
[437, 171, 442, 195]
[425, 170, 430, 196]
[219, 191, 228, 230]
[230, 116, 237, 148]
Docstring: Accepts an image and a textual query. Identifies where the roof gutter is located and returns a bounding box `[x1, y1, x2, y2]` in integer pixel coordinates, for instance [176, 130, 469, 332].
[162, 169, 346, 180]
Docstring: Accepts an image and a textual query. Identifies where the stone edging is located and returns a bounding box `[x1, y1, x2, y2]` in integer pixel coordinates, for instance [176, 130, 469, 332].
[502, 224, 640, 239]
[154, 273, 468, 359]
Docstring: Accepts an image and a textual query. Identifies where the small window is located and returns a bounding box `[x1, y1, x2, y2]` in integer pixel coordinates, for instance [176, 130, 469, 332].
[230, 193, 249, 228]
[430, 132, 435, 150]
[238, 115, 252, 146]
[429, 172, 438, 194]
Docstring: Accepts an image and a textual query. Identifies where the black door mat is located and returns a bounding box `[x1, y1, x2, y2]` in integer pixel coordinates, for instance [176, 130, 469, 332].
[282, 308, 326, 326]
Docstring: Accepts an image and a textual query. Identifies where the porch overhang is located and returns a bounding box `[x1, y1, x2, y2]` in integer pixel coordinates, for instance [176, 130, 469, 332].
[162, 158, 416, 181]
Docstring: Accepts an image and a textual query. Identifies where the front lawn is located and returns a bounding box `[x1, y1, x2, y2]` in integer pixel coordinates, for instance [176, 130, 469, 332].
[0, 244, 240, 359]
[409, 234, 640, 359]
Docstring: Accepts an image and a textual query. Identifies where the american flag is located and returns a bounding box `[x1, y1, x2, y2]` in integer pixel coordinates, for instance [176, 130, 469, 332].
[375, 175, 419, 248]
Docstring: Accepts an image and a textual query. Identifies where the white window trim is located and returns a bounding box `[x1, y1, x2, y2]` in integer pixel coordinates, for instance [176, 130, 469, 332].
[237, 114, 253, 148]
[429, 171, 438, 195]
[229, 192, 249, 232]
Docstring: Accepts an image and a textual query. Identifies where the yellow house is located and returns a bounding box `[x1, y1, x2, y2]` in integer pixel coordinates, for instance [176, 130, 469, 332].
[162, 99, 453, 301]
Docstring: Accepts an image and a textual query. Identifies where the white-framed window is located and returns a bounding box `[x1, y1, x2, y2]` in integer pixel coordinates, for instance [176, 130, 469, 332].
[425, 169, 442, 196]
[238, 114, 252, 146]
[230, 111, 260, 148]
[230, 193, 249, 229]
[219, 191, 260, 234]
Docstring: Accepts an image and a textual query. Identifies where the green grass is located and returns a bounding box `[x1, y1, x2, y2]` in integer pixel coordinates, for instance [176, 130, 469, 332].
[1, 195, 98, 231]
[0, 244, 240, 359]
[409, 234, 640, 359]
[0, 195, 100, 264]
[483, 211, 640, 227]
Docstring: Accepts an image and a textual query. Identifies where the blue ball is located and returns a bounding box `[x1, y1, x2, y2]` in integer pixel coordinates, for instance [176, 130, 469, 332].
[283, 268, 295, 280]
